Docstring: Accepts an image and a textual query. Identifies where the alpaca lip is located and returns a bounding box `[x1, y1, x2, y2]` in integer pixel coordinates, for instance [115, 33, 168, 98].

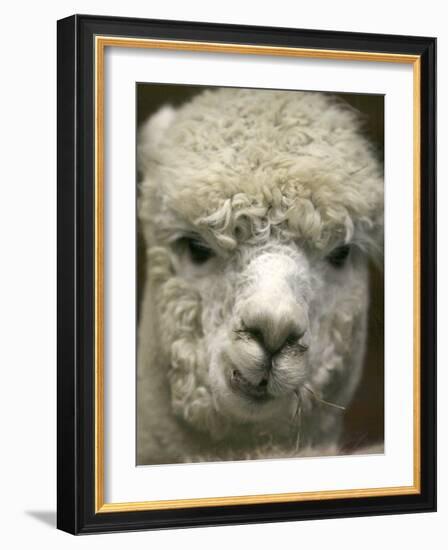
[229, 368, 272, 402]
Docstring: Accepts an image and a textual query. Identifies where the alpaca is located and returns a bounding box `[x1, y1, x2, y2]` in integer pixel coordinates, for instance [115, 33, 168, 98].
[136, 88, 384, 465]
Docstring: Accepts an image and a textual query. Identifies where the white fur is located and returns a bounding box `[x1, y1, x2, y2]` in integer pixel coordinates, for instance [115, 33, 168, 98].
[137, 88, 383, 464]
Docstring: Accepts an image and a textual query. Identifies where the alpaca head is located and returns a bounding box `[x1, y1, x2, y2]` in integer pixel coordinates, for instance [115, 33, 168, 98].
[138, 88, 383, 440]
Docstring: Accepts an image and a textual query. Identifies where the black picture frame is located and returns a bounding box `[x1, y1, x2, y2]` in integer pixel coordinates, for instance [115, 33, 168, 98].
[57, 14, 436, 535]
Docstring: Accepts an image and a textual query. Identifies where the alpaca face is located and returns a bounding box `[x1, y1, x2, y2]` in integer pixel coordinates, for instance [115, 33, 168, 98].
[138, 88, 382, 440]
[159, 227, 368, 427]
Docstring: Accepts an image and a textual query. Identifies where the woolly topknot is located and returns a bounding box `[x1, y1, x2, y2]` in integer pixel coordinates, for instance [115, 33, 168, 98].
[139, 88, 383, 256]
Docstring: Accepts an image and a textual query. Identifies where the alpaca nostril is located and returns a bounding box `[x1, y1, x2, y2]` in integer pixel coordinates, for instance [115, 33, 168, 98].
[284, 333, 299, 347]
[258, 378, 268, 388]
[245, 327, 264, 345]
[283, 330, 307, 349]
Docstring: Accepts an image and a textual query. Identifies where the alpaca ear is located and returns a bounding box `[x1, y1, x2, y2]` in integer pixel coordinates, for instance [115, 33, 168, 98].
[137, 105, 177, 173]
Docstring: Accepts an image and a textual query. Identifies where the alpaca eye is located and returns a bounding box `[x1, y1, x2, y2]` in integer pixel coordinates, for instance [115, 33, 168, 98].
[183, 237, 215, 265]
[326, 245, 351, 268]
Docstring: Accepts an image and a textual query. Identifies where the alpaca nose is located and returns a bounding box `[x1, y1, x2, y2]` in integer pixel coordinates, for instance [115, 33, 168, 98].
[239, 296, 308, 355]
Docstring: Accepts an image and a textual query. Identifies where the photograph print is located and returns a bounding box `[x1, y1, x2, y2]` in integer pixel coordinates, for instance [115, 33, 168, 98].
[136, 84, 384, 466]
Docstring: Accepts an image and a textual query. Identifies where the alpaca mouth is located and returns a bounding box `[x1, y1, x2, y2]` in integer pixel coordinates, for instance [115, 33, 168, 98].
[229, 368, 273, 403]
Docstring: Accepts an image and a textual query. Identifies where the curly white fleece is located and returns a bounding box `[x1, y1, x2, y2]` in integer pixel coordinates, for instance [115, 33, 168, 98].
[137, 88, 383, 465]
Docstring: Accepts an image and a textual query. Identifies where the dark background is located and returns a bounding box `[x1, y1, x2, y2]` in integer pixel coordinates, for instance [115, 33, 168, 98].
[136, 83, 384, 450]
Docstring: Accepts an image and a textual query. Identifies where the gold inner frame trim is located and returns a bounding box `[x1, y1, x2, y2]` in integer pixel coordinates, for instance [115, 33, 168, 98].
[94, 35, 421, 513]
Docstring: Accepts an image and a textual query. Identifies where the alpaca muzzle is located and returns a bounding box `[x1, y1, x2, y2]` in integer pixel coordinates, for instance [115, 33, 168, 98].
[226, 249, 311, 401]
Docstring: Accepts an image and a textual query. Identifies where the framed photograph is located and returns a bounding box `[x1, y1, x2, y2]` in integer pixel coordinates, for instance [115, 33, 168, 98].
[57, 14, 436, 534]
